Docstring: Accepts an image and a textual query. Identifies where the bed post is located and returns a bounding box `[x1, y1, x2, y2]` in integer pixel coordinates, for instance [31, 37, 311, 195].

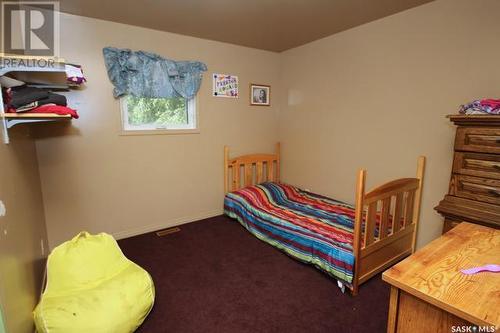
[224, 146, 229, 194]
[411, 156, 426, 252]
[351, 169, 366, 296]
[276, 142, 281, 183]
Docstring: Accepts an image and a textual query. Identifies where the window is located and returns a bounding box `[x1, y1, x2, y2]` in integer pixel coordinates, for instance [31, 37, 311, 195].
[120, 95, 197, 133]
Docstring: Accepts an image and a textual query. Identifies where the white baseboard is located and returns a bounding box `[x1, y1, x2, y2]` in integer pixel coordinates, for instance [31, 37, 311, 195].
[112, 209, 223, 240]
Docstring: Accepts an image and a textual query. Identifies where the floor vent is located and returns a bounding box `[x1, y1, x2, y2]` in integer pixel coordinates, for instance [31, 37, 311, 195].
[156, 227, 181, 237]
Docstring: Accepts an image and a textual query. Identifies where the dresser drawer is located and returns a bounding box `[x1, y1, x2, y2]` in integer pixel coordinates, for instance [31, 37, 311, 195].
[455, 127, 500, 154]
[453, 152, 500, 180]
[451, 174, 500, 205]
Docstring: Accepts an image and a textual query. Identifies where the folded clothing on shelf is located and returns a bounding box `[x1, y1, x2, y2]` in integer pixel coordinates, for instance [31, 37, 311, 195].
[8, 86, 50, 108]
[2, 85, 77, 119]
[65, 64, 87, 85]
[16, 93, 67, 112]
[28, 104, 79, 119]
[3, 85, 68, 112]
[459, 98, 500, 115]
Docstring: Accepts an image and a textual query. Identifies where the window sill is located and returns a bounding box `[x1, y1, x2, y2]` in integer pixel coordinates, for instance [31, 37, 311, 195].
[119, 128, 200, 136]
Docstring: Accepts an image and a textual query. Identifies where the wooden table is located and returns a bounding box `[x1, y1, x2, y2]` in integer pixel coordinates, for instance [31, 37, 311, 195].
[382, 223, 499, 333]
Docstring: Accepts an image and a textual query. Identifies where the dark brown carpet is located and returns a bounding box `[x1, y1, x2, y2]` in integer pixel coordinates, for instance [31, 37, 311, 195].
[118, 215, 389, 333]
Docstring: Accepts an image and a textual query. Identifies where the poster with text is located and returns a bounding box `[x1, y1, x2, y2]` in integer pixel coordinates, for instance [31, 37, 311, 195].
[213, 74, 239, 98]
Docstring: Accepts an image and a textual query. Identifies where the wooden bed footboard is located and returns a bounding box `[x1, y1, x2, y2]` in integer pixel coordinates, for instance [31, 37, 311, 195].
[351, 157, 426, 295]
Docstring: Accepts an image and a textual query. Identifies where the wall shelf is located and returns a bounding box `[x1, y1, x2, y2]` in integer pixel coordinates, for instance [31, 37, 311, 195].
[0, 64, 66, 76]
[1, 56, 80, 144]
[1, 113, 72, 143]
[0, 56, 66, 76]
[2, 113, 72, 119]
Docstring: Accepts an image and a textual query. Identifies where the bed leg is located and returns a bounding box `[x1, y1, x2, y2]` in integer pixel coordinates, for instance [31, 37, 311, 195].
[337, 280, 346, 294]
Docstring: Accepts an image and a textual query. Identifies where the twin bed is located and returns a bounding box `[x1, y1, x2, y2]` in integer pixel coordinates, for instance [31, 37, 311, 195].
[223, 143, 425, 295]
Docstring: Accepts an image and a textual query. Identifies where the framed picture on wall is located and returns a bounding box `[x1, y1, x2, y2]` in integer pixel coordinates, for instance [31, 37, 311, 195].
[250, 84, 270, 106]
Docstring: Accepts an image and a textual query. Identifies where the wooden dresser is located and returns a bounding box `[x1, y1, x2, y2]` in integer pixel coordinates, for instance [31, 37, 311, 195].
[435, 115, 500, 233]
[383, 223, 499, 333]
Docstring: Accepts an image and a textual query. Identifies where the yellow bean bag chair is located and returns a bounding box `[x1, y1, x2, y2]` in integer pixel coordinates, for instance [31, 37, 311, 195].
[33, 232, 155, 333]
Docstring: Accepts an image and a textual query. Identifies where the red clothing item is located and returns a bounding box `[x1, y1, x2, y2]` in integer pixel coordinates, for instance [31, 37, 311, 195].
[480, 99, 500, 108]
[28, 104, 79, 119]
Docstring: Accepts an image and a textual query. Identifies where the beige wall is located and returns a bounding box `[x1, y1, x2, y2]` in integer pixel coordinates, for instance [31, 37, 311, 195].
[35, 14, 281, 249]
[0, 128, 48, 332]
[279, 0, 500, 248]
[34, 0, 500, 251]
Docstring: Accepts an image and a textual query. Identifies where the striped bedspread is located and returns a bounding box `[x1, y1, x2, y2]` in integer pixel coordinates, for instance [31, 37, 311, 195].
[224, 182, 356, 285]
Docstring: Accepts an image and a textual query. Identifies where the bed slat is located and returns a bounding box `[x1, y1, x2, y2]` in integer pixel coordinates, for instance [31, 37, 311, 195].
[232, 163, 240, 191]
[364, 202, 377, 246]
[379, 197, 391, 240]
[256, 162, 263, 183]
[392, 193, 403, 233]
[276, 143, 281, 182]
[403, 190, 415, 227]
[245, 164, 253, 187]
[267, 161, 274, 182]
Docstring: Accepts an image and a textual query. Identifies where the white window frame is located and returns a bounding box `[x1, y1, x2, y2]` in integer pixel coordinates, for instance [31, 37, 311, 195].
[119, 96, 199, 135]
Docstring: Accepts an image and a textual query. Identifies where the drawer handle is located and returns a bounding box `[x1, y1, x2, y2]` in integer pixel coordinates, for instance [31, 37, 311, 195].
[488, 189, 500, 197]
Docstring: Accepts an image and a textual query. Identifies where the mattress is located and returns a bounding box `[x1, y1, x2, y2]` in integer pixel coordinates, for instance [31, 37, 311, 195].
[224, 182, 357, 285]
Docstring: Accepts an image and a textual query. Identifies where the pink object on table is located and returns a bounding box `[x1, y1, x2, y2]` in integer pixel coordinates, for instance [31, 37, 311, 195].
[461, 264, 500, 275]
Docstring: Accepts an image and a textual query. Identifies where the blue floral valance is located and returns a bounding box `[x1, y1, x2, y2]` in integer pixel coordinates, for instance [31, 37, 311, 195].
[102, 47, 207, 99]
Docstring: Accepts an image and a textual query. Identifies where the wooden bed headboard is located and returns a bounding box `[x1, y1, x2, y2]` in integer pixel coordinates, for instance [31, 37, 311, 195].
[224, 143, 280, 193]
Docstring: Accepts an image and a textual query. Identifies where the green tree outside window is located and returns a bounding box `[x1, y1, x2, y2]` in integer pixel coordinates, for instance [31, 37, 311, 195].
[126, 96, 188, 126]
